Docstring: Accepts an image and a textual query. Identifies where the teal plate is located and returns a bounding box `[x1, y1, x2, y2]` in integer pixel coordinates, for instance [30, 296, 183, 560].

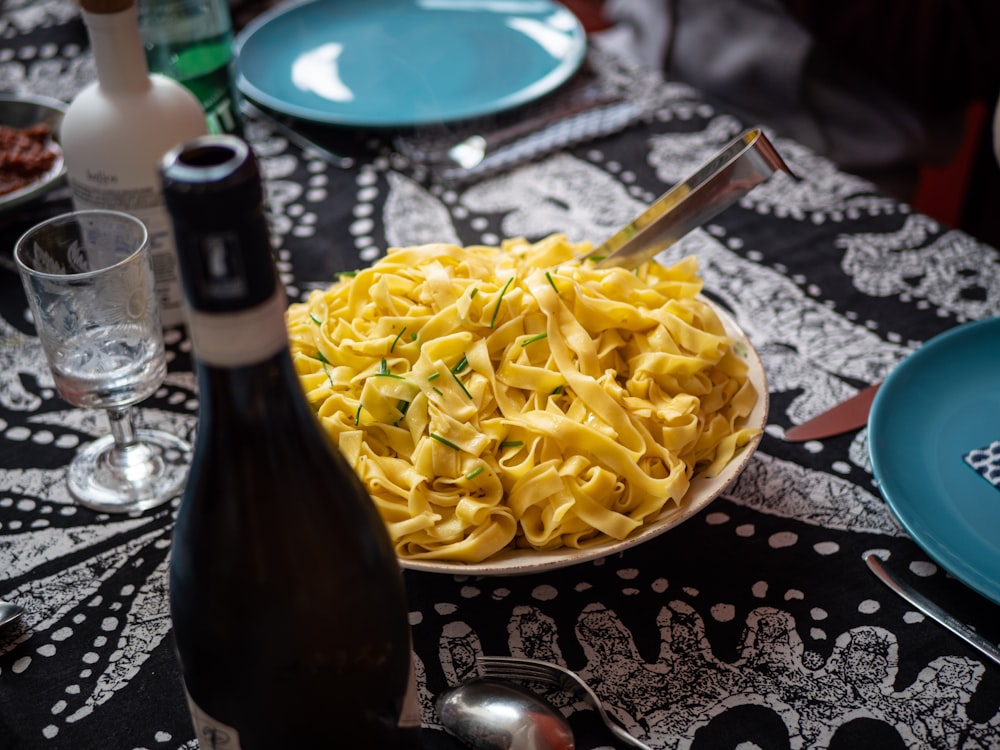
[234, 0, 587, 127]
[869, 317, 1000, 604]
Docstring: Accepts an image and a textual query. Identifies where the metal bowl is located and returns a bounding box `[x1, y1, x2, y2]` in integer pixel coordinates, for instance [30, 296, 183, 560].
[0, 93, 67, 212]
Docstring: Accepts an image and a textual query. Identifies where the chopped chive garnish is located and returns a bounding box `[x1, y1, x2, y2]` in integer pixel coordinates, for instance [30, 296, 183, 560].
[411, 332, 418, 340]
[546, 271, 559, 293]
[451, 355, 469, 374]
[309, 312, 322, 326]
[309, 350, 331, 365]
[470, 287, 479, 298]
[390, 326, 407, 352]
[427, 372, 441, 382]
[450, 369, 473, 399]
[354, 403, 363, 425]
[551, 385, 563, 395]
[430, 433, 461, 451]
[500, 440, 524, 448]
[374, 358, 405, 379]
[490, 277, 514, 328]
[521, 332, 548, 347]
[432, 386, 444, 396]
[465, 466, 484, 480]
[398, 400, 410, 415]
[338, 270, 358, 278]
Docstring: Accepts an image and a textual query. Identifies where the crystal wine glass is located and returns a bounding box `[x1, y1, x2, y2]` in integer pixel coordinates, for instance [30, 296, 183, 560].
[15, 209, 191, 513]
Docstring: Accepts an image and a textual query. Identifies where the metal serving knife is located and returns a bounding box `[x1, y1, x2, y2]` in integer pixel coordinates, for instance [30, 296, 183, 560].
[783, 382, 882, 442]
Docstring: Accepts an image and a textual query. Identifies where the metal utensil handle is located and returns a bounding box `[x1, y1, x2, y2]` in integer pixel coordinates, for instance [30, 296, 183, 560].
[864, 552, 1000, 667]
[594, 128, 793, 270]
[240, 100, 355, 169]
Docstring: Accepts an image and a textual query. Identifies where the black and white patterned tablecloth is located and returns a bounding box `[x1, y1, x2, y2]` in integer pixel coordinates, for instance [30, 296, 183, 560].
[2, 2, 1000, 749]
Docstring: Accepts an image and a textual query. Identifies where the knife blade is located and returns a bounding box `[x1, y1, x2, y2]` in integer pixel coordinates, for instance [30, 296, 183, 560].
[783, 381, 881, 442]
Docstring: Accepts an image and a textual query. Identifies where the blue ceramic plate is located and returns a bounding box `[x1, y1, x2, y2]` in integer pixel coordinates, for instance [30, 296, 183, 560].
[234, 0, 587, 127]
[869, 317, 1000, 604]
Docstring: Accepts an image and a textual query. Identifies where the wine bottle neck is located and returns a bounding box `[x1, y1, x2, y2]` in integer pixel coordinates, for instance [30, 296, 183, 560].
[187, 288, 290, 368]
[83, 5, 153, 94]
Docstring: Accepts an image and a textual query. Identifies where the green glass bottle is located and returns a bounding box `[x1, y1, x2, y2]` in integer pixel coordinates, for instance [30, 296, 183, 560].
[138, 0, 243, 136]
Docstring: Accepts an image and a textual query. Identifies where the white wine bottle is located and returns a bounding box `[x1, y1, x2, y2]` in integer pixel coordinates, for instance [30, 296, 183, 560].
[161, 135, 423, 749]
[61, 0, 207, 328]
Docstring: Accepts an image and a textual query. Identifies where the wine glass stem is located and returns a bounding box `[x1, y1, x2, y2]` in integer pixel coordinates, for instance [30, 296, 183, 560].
[108, 406, 139, 449]
[105, 407, 158, 481]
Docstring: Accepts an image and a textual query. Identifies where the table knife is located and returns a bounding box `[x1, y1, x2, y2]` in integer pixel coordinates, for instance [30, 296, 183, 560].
[240, 100, 355, 169]
[783, 381, 881, 442]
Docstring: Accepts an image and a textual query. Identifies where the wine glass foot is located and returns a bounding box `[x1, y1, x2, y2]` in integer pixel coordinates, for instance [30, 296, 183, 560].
[67, 429, 192, 514]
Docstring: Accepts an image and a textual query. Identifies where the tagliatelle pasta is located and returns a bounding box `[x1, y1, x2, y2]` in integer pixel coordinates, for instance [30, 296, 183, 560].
[286, 234, 759, 563]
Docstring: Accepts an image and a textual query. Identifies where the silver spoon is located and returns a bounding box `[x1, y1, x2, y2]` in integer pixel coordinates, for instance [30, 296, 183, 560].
[437, 677, 575, 750]
[0, 599, 25, 628]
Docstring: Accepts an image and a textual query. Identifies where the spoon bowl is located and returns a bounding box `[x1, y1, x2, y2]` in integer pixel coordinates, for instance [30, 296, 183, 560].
[0, 599, 25, 628]
[437, 677, 574, 750]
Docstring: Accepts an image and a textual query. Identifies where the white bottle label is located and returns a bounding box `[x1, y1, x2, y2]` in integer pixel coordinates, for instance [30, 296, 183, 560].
[69, 178, 185, 328]
[186, 289, 290, 367]
[185, 691, 242, 749]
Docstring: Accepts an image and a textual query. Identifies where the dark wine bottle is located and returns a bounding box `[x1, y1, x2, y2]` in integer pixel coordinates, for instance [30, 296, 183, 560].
[161, 135, 421, 749]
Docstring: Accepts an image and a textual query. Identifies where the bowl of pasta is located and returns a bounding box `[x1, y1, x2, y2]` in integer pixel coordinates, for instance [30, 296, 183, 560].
[287, 234, 767, 575]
